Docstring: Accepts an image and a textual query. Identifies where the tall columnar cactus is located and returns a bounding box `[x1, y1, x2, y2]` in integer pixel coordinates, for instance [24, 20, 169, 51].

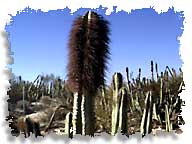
[67, 10, 110, 136]
[164, 70, 169, 93]
[165, 104, 172, 132]
[49, 82, 53, 97]
[65, 112, 73, 138]
[100, 85, 107, 111]
[151, 60, 154, 81]
[126, 67, 135, 112]
[152, 103, 158, 120]
[140, 91, 153, 137]
[111, 72, 123, 135]
[155, 63, 159, 80]
[159, 75, 163, 105]
[134, 91, 142, 114]
[53, 78, 62, 97]
[138, 68, 141, 82]
[27, 75, 40, 101]
[119, 87, 128, 135]
[22, 81, 25, 115]
[166, 66, 173, 78]
[135, 68, 142, 114]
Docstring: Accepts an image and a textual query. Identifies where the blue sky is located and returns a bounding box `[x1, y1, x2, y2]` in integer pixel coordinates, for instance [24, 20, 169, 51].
[6, 7, 184, 83]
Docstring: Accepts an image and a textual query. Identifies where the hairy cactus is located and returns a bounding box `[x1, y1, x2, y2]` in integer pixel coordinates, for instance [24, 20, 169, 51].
[67, 10, 110, 136]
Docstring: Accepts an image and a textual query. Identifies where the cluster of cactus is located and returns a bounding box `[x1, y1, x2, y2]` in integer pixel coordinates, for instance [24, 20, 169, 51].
[8, 60, 184, 137]
[8, 74, 67, 102]
[27, 75, 66, 101]
[109, 60, 184, 137]
[118, 61, 184, 136]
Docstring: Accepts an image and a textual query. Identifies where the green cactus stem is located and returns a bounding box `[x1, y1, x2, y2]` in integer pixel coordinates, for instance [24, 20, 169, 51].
[134, 91, 142, 114]
[151, 60, 154, 81]
[126, 67, 135, 112]
[160, 76, 163, 105]
[140, 91, 153, 137]
[81, 92, 95, 136]
[65, 112, 73, 138]
[22, 81, 25, 115]
[152, 103, 158, 120]
[119, 87, 128, 135]
[165, 104, 172, 132]
[155, 62, 159, 80]
[111, 72, 122, 135]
